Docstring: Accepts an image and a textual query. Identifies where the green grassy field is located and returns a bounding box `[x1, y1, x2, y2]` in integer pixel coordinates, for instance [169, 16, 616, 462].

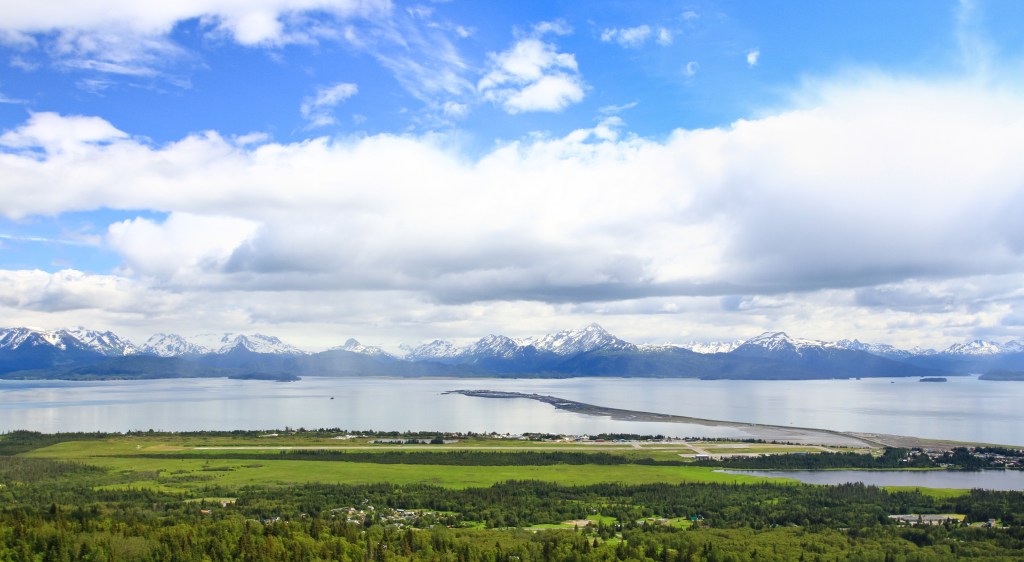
[24, 437, 779, 491]
[17, 434, 968, 497]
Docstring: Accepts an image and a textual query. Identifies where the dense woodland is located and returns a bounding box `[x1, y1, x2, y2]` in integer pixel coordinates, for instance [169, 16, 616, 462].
[2, 432, 1024, 560]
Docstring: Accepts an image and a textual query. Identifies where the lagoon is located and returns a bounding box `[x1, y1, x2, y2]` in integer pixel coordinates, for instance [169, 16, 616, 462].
[717, 469, 1024, 491]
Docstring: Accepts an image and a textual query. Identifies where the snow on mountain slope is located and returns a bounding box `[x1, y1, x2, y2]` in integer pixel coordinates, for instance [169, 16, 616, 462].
[463, 334, 529, 358]
[835, 339, 913, 359]
[0, 326, 136, 356]
[216, 334, 306, 355]
[0, 327, 63, 350]
[404, 340, 464, 361]
[61, 327, 139, 356]
[330, 338, 393, 358]
[943, 340, 1002, 355]
[681, 340, 743, 354]
[738, 332, 838, 354]
[525, 323, 636, 355]
[141, 333, 211, 357]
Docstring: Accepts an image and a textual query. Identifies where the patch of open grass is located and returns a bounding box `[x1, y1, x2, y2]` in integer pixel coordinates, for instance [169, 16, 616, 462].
[24, 438, 780, 491]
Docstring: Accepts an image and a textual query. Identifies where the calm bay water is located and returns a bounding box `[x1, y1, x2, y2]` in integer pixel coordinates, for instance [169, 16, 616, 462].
[0, 375, 1021, 445]
[718, 469, 1024, 491]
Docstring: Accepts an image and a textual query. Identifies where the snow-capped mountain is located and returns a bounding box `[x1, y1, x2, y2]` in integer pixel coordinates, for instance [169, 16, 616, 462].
[835, 339, 914, 360]
[216, 334, 306, 355]
[463, 334, 529, 359]
[330, 338, 393, 358]
[62, 328, 139, 356]
[405, 324, 636, 363]
[404, 340, 464, 361]
[6, 323, 1024, 381]
[0, 327, 136, 356]
[735, 332, 838, 355]
[0, 327, 73, 351]
[638, 341, 742, 354]
[940, 339, 1024, 356]
[525, 323, 636, 355]
[681, 340, 743, 354]
[142, 333, 307, 356]
[142, 333, 211, 357]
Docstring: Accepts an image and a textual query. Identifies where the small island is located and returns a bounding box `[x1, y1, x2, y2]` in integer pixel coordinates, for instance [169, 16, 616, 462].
[919, 377, 948, 383]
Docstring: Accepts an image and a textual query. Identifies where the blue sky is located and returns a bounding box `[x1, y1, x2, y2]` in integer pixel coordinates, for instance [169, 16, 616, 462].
[3, 0, 1024, 351]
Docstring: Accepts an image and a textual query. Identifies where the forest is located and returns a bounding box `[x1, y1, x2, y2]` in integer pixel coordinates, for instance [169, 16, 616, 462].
[2, 431, 1024, 561]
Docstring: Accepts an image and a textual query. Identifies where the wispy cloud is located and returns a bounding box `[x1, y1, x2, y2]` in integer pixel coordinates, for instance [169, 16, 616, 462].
[0, 92, 27, 104]
[683, 61, 699, 77]
[601, 25, 651, 48]
[598, 102, 637, 115]
[301, 82, 358, 128]
[0, 233, 97, 246]
[600, 25, 672, 48]
[955, 0, 994, 76]
[657, 27, 673, 46]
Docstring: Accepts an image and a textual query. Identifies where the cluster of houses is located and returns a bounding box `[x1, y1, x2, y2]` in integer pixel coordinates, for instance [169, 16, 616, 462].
[330, 505, 438, 528]
[906, 447, 1024, 468]
[888, 514, 1001, 528]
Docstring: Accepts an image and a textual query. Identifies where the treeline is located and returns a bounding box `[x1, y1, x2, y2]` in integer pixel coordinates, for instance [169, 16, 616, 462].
[0, 431, 109, 456]
[695, 447, 936, 470]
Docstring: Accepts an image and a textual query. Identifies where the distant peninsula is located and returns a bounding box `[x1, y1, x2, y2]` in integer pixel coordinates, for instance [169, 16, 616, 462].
[979, 370, 1024, 381]
[444, 390, 943, 450]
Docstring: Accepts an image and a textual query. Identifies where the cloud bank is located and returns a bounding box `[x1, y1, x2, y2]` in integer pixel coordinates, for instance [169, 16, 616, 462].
[3, 72, 1024, 347]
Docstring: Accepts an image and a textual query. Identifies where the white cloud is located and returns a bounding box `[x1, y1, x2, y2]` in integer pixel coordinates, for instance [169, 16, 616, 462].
[107, 213, 261, 281]
[601, 25, 651, 48]
[0, 0, 393, 88]
[746, 48, 760, 67]
[441, 101, 469, 118]
[6, 74, 1024, 346]
[0, 269, 142, 313]
[0, 111, 128, 153]
[532, 20, 573, 37]
[656, 27, 672, 46]
[955, 0, 994, 75]
[300, 82, 358, 127]
[501, 74, 584, 113]
[478, 37, 585, 113]
[0, 92, 26, 104]
[598, 102, 637, 115]
[0, 0, 390, 46]
[683, 61, 698, 77]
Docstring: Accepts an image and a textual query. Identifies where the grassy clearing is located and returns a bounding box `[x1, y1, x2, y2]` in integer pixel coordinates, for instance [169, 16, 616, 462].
[883, 486, 968, 498]
[20, 436, 791, 491]
[71, 455, 773, 491]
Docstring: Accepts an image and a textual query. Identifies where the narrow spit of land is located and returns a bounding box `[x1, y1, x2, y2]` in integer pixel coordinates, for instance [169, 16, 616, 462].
[444, 390, 968, 450]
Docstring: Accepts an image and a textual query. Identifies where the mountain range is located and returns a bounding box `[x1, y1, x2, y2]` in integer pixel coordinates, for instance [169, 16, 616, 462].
[2, 324, 1023, 381]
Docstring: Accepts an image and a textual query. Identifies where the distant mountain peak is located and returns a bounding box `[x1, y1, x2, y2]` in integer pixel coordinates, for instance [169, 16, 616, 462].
[218, 333, 306, 355]
[943, 339, 1007, 356]
[527, 323, 636, 355]
[404, 339, 464, 361]
[331, 338, 392, 358]
[141, 333, 210, 357]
